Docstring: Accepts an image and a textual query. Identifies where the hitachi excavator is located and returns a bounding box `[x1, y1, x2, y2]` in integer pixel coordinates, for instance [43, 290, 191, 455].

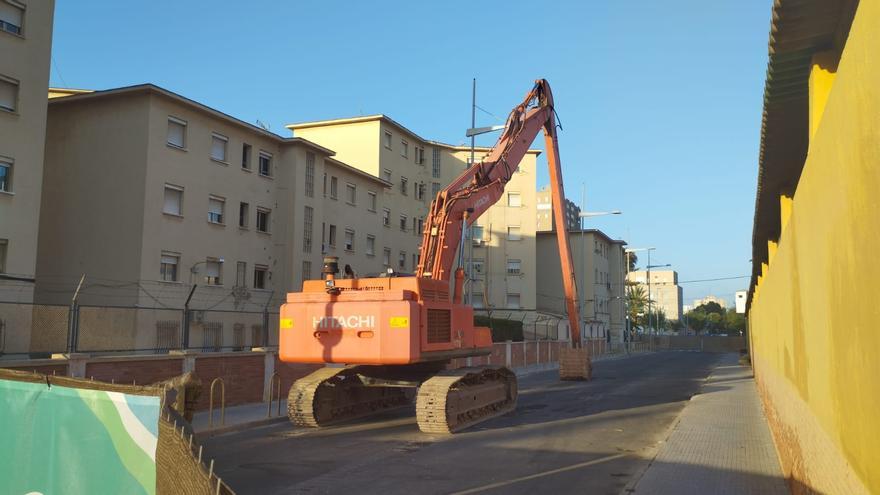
[278, 79, 588, 434]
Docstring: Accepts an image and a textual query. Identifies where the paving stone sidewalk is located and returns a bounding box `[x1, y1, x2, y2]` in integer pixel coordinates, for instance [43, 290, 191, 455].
[629, 353, 788, 494]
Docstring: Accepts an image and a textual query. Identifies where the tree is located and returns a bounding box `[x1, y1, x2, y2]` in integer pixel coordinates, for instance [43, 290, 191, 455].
[626, 283, 647, 329]
[686, 310, 707, 334]
[695, 301, 724, 315]
[627, 252, 639, 272]
[723, 310, 746, 335]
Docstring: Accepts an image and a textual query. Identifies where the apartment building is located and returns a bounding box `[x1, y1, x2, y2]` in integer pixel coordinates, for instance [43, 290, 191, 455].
[288, 115, 540, 311]
[30, 84, 391, 353]
[536, 185, 581, 232]
[0, 0, 54, 302]
[626, 269, 683, 321]
[536, 229, 627, 343]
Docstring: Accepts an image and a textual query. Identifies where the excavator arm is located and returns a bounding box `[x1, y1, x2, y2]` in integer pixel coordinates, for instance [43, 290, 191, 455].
[417, 79, 583, 345]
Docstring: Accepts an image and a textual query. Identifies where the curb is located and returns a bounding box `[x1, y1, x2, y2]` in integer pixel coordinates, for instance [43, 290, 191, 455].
[194, 415, 287, 439]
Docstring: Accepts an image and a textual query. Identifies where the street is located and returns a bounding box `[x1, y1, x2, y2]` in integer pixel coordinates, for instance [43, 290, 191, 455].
[203, 351, 722, 494]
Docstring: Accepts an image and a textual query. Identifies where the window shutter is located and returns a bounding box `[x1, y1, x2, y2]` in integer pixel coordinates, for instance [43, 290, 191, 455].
[0, 80, 17, 111]
[164, 188, 181, 215]
[209, 198, 223, 215]
[161, 255, 177, 266]
[211, 136, 226, 161]
[167, 121, 185, 147]
[0, 2, 23, 28]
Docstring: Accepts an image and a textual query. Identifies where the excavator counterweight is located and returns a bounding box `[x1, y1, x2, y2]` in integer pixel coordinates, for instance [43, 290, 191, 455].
[279, 79, 587, 434]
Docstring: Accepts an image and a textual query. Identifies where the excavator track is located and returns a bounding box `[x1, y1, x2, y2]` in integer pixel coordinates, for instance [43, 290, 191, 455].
[288, 366, 413, 427]
[416, 365, 517, 434]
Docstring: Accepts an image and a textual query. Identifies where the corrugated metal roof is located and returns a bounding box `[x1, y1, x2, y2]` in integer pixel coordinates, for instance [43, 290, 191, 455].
[748, 0, 858, 307]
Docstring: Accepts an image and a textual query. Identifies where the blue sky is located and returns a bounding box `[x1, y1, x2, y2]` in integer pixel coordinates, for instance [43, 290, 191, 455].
[50, 1, 771, 305]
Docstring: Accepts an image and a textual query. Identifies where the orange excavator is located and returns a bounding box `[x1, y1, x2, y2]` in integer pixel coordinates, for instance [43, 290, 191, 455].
[279, 79, 587, 434]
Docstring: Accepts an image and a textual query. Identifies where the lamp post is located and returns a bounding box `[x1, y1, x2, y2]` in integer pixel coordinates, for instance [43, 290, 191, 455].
[625, 247, 655, 344]
[577, 200, 622, 345]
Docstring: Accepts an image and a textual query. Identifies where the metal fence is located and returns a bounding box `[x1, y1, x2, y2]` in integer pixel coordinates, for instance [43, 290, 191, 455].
[0, 301, 279, 359]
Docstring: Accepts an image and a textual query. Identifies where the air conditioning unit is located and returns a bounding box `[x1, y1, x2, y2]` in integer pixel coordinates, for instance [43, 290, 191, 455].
[191, 310, 206, 323]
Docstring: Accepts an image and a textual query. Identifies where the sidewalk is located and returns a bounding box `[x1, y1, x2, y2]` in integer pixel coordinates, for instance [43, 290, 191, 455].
[192, 399, 288, 437]
[629, 353, 788, 494]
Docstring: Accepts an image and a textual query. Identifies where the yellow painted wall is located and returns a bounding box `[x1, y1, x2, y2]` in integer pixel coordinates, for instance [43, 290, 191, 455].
[749, 2, 879, 492]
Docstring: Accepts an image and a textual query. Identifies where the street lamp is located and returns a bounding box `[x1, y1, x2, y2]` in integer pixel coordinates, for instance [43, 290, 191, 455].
[578, 203, 622, 345]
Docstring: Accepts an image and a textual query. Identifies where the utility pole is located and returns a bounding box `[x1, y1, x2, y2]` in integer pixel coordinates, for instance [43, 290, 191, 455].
[468, 78, 476, 307]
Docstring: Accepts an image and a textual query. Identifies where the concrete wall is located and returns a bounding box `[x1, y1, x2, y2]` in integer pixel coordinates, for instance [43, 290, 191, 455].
[0, 0, 54, 301]
[748, 2, 878, 492]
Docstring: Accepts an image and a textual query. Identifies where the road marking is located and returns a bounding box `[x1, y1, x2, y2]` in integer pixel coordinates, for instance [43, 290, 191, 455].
[449, 453, 629, 494]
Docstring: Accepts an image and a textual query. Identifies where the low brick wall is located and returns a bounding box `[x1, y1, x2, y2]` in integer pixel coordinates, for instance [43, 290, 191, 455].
[86, 357, 184, 385]
[192, 354, 265, 410]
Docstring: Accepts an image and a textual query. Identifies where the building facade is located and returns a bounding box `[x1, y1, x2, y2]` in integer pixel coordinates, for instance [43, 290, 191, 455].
[31, 85, 391, 353]
[288, 115, 540, 312]
[0, 0, 54, 302]
[536, 229, 626, 343]
[536, 185, 580, 232]
[626, 269, 683, 321]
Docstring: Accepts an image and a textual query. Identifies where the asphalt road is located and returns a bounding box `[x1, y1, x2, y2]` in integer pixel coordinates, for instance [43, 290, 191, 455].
[203, 351, 722, 495]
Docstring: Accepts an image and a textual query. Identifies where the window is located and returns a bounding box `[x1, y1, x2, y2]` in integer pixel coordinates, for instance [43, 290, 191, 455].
[472, 294, 484, 309]
[305, 152, 315, 197]
[258, 151, 272, 177]
[415, 182, 424, 201]
[0, 158, 10, 192]
[382, 169, 392, 182]
[236, 261, 246, 286]
[507, 192, 522, 207]
[328, 224, 337, 247]
[239, 202, 249, 228]
[211, 133, 228, 162]
[382, 208, 391, 227]
[0, 77, 18, 112]
[412, 253, 418, 271]
[507, 259, 522, 275]
[467, 259, 484, 277]
[256, 208, 270, 233]
[303, 206, 313, 253]
[384, 131, 392, 149]
[415, 146, 425, 165]
[432, 182, 441, 198]
[344, 229, 355, 251]
[242, 143, 252, 169]
[208, 196, 225, 224]
[507, 226, 521, 241]
[400, 214, 407, 231]
[366, 235, 375, 256]
[401, 140, 408, 157]
[0, 1, 24, 35]
[432, 148, 441, 178]
[399, 251, 406, 270]
[302, 261, 312, 283]
[506, 293, 521, 309]
[322, 173, 327, 196]
[383, 248, 391, 266]
[160, 253, 179, 282]
[163, 185, 183, 216]
[400, 177, 408, 195]
[205, 258, 222, 285]
[413, 217, 423, 236]
[470, 225, 484, 241]
[345, 183, 356, 205]
[166, 117, 186, 148]
[367, 191, 377, 212]
[0, 239, 6, 273]
[254, 265, 268, 289]
[330, 176, 338, 199]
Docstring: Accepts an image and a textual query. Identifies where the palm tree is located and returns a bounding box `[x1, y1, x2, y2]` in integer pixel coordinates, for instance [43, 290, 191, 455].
[626, 283, 648, 328]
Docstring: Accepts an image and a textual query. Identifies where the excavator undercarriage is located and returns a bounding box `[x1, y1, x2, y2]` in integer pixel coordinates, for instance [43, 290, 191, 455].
[287, 363, 517, 433]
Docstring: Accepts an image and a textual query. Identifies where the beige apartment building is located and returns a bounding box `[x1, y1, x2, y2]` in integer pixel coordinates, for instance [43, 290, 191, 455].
[29, 84, 392, 353]
[0, 0, 54, 303]
[626, 269, 683, 322]
[288, 115, 540, 312]
[536, 229, 627, 343]
[536, 185, 580, 232]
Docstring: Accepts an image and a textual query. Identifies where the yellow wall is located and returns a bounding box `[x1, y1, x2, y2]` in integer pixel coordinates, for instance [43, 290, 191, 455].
[749, 2, 879, 492]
